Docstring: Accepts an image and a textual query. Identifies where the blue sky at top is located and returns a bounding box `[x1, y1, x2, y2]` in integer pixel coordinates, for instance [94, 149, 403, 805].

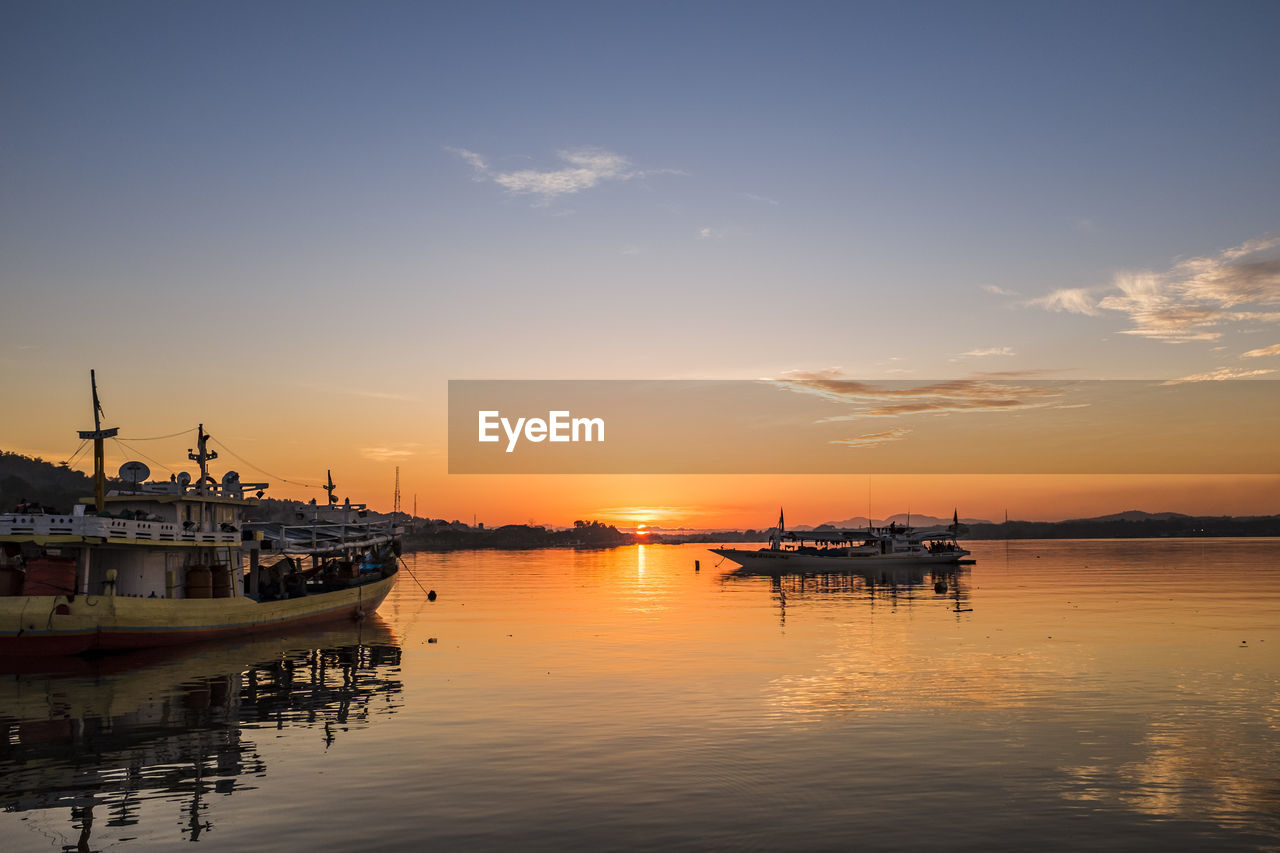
[2, 0, 1279, 449]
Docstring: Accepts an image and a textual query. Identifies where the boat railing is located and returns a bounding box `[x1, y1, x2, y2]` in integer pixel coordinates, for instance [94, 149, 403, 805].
[244, 519, 402, 555]
[0, 513, 242, 545]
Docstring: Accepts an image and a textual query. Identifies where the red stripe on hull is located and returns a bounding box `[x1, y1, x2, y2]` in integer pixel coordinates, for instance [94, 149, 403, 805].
[0, 633, 99, 657]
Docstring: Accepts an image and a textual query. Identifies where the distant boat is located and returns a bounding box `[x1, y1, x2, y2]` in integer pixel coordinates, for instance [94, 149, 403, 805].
[0, 373, 402, 656]
[711, 508, 971, 571]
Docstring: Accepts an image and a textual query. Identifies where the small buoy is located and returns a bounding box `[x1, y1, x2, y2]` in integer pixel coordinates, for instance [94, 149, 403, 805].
[427, 590, 437, 601]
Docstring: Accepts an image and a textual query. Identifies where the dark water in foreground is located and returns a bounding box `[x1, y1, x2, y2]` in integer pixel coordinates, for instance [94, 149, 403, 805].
[1, 539, 1278, 851]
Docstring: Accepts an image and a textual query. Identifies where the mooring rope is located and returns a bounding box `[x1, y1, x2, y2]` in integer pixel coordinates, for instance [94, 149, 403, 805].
[396, 554, 435, 599]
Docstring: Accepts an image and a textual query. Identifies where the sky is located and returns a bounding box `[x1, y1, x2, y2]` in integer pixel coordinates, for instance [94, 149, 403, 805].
[2, 1, 1278, 526]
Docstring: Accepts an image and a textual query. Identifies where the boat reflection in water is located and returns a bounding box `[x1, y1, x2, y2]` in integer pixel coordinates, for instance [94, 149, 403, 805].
[0, 617, 401, 847]
[723, 563, 974, 623]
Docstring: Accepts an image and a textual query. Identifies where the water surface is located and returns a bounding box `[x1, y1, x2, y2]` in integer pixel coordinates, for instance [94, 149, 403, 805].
[2, 539, 1277, 851]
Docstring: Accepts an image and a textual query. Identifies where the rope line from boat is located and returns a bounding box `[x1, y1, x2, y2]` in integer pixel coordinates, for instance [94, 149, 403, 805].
[117, 426, 199, 441]
[396, 554, 434, 599]
[62, 438, 90, 468]
[112, 437, 176, 475]
[208, 437, 324, 489]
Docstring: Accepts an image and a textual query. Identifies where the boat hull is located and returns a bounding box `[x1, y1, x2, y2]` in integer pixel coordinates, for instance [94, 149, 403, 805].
[711, 548, 970, 572]
[0, 572, 396, 656]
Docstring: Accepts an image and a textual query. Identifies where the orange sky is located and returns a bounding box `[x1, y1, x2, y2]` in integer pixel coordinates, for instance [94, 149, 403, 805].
[423, 473, 1280, 528]
[12, 427, 1280, 529]
[5, 374, 1278, 529]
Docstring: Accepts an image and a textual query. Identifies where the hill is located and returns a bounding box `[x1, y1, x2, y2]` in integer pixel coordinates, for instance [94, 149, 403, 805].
[1063, 510, 1191, 523]
[793, 512, 990, 530]
[0, 452, 94, 514]
[967, 514, 1280, 539]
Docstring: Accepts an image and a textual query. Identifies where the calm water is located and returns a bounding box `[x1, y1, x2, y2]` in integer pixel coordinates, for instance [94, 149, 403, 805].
[2, 539, 1278, 851]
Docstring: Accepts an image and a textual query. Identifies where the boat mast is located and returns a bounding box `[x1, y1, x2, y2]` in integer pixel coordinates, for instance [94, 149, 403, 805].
[78, 370, 118, 512]
[325, 470, 337, 505]
[188, 425, 217, 497]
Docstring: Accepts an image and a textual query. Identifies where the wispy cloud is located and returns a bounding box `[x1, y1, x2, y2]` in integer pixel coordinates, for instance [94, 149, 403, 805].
[1162, 367, 1276, 384]
[1028, 287, 1101, 316]
[359, 444, 421, 461]
[697, 226, 726, 240]
[954, 346, 1015, 359]
[983, 284, 1019, 297]
[449, 147, 488, 174]
[1097, 271, 1225, 342]
[447, 146, 675, 204]
[739, 192, 779, 206]
[831, 427, 911, 448]
[1242, 343, 1280, 358]
[770, 369, 1062, 420]
[1030, 236, 1280, 342]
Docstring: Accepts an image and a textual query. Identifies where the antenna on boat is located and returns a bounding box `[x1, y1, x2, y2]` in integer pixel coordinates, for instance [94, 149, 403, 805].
[187, 424, 218, 496]
[78, 370, 119, 511]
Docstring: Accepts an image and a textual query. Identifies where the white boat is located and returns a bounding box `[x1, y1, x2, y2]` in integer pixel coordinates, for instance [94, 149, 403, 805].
[711, 509, 971, 571]
[0, 372, 403, 656]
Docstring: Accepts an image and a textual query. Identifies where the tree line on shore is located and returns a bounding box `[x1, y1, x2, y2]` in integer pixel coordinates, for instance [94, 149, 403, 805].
[4, 451, 1278, 543]
[965, 515, 1280, 538]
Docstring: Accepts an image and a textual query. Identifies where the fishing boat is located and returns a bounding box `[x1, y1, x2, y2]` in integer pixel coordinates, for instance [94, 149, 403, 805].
[711, 509, 971, 571]
[0, 373, 402, 656]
